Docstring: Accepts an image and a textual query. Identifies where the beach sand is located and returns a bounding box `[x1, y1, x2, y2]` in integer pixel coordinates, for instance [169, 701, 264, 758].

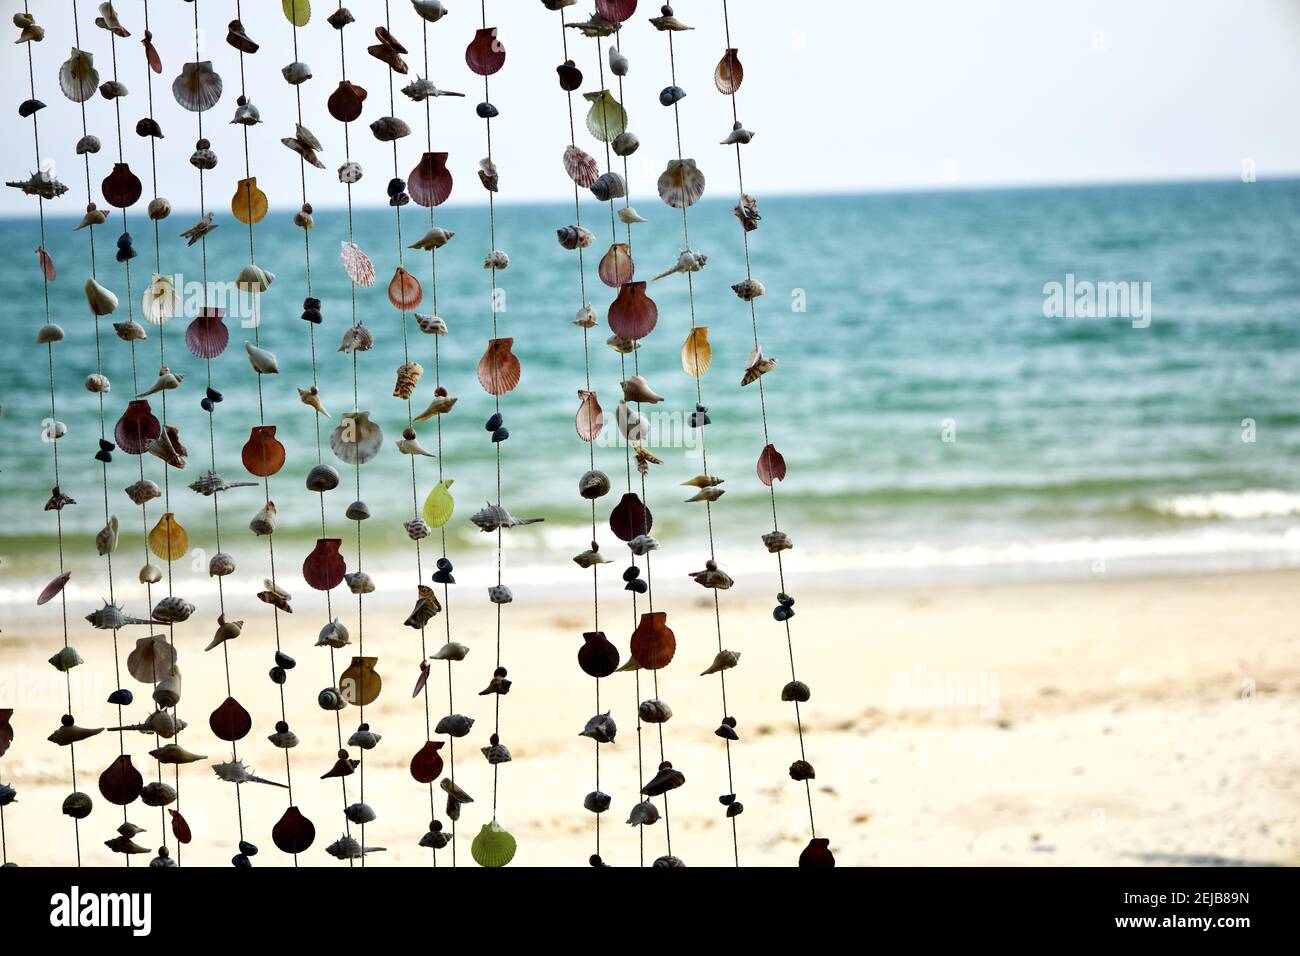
[1, 568, 1297, 867]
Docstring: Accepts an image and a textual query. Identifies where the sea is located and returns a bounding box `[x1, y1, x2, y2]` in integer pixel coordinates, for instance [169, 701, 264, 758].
[2, 180, 1300, 606]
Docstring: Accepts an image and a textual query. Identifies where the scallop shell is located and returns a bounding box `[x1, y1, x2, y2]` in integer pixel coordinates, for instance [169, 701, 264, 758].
[340, 241, 376, 287]
[143, 273, 179, 325]
[186, 307, 229, 359]
[578, 630, 620, 678]
[303, 538, 346, 590]
[408, 151, 453, 207]
[173, 60, 223, 112]
[630, 611, 676, 670]
[147, 512, 188, 560]
[60, 49, 100, 103]
[563, 145, 599, 188]
[715, 48, 744, 94]
[273, 806, 316, 855]
[465, 27, 506, 76]
[607, 281, 658, 341]
[584, 90, 627, 142]
[598, 243, 634, 288]
[282, 0, 311, 27]
[609, 492, 652, 541]
[242, 425, 286, 477]
[209, 697, 252, 742]
[331, 411, 383, 465]
[114, 399, 161, 454]
[596, 0, 638, 23]
[422, 479, 455, 528]
[410, 740, 445, 783]
[657, 158, 705, 209]
[98, 754, 144, 806]
[477, 338, 520, 396]
[575, 389, 603, 442]
[388, 267, 423, 310]
[231, 176, 268, 225]
[681, 326, 712, 377]
[338, 323, 374, 353]
[340, 656, 382, 706]
[757, 444, 787, 486]
[470, 821, 517, 867]
[127, 634, 175, 683]
[328, 79, 368, 123]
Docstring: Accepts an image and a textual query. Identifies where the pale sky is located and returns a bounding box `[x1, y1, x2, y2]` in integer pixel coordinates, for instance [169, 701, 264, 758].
[4, 0, 1300, 215]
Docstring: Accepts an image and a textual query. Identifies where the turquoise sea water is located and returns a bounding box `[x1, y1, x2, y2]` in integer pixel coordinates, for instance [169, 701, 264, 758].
[2, 181, 1300, 595]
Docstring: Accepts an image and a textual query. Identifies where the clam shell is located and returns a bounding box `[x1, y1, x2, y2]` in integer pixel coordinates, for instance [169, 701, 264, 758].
[562, 145, 599, 188]
[631, 611, 676, 670]
[575, 390, 603, 442]
[60, 49, 100, 103]
[172, 61, 223, 112]
[657, 158, 705, 209]
[598, 243, 634, 288]
[680, 326, 712, 377]
[584, 90, 627, 142]
[127, 634, 175, 683]
[477, 338, 520, 396]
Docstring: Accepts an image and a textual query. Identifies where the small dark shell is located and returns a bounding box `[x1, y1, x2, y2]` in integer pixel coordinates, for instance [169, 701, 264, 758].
[557, 60, 582, 92]
[408, 151, 453, 207]
[185, 307, 229, 359]
[98, 754, 144, 806]
[241, 424, 286, 477]
[465, 27, 506, 76]
[410, 739, 445, 783]
[328, 79, 367, 123]
[607, 281, 658, 341]
[102, 162, 143, 209]
[114, 399, 161, 455]
[209, 696, 252, 742]
[272, 805, 316, 854]
[609, 492, 652, 542]
[135, 117, 163, 138]
[303, 538, 346, 591]
[798, 837, 835, 868]
[169, 809, 192, 844]
[578, 631, 620, 678]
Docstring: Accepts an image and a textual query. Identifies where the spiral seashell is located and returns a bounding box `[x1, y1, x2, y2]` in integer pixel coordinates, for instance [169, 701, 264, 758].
[393, 361, 423, 399]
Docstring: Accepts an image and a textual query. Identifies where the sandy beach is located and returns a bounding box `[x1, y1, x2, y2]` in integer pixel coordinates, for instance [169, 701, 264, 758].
[1, 567, 1296, 867]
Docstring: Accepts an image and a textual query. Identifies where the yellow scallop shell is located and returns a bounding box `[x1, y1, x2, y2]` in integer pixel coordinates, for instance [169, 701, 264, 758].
[282, 0, 311, 27]
[422, 480, 455, 529]
[147, 512, 189, 561]
[231, 177, 268, 225]
[584, 90, 627, 144]
[681, 326, 712, 377]
[340, 656, 382, 707]
[471, 821, 517, 867]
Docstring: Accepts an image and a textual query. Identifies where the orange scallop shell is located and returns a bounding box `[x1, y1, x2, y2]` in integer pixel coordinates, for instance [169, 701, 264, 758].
[477, 338, 520, 396]
[608, 281, 658, 341]
[630, 611, 676, 671]
[388, 266, 423, 310]
[715, 48, 744, 95]
[598, 243, 634, 288]
[241, 424, 286, 477]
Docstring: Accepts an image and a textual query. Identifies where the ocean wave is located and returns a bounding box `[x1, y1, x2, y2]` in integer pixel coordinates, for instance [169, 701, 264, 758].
[1142, 490, 1300, 520]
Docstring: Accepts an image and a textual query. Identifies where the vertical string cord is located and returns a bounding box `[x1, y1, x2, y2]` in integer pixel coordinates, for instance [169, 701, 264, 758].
[664, 25, 738, 865]
[717, 0, 816, 839]
[34, 0, 81, 866]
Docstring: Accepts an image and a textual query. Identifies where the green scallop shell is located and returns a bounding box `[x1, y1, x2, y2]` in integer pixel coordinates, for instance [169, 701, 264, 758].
[422, 480, 455, 529]
[282, 0, 311, 26]
[471, 821, 517, 867]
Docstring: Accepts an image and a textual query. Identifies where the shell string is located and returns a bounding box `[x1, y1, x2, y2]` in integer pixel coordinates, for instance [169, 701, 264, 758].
[717, 0, 816, 840]
[665, 22, 738, 865]
[33, 0, 82, 866]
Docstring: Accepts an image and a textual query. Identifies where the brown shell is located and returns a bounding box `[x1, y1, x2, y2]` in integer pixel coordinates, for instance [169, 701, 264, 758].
[715, 48, 744, 95]
[98, 754, 144, 806]
[576, 389, 603, 442]
[630, 611, 676, 670]
[185, 307, 229, 359]
[596, 0, 638, 23]
[598, 243, 634, 288]
[327, 79, 367, 123]
[231, 176, 269, 225]
[208, 696, 252, 742]
[799, 837, 835, 868]
[465, 27, 506, 76]
[0, 708, 12, 758]
[143, 31, 163, 75]
[477, 338, 520, 396]
[578, 631, 620, 678]
[410, 739, 445, 783]
[37, 571, 72, 606]
[114, 399, 161, 455]
[169, 809, 192, 845]
[609, 492, 652, 541]
[388, 267, 423, 310]
[37, 245, 55, 281]
[607, 281, 658, 341]
[272, 805, 316, 854]
[409, 151, 453, 207]
[303, 538, 346, 591]
[681, 326, 712, 377]
[241, 424, 286, 477]
[127, 634, 175, 683]
[102, 162, 143, 208]
[341, 656, 382, 706]
[757, 444, 787, 486]
[557, 59, 583, 92]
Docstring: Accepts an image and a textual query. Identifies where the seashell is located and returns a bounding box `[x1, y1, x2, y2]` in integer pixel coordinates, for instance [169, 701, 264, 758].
[412, 0, 449, 21]
[208, 552, 236, 577]
[733, 278, 766, 302]
[327, 79, 367, 123]
[6, 170, 69, 199]
[143, 273, 179, 324]
[689, 561, 734, 591]
[60, 49, 100, 103]
[33, 245, 53, 284]
[465, 26, 506, 77]
[114, 319, 147, 341]
[557, 58, 583, 91]
[153, 666, 182, 707]
[630, 611, 675, 670]
[173, 61, 223, 112]
[326, 834, 385, 860]
[209, 697, 252, 742]
[109, 710, 186, 738]
[590, 171, 626, 202]
[470, 821, 516, 868]
[659, 84, 686, 107]
[578, 631, 620, 678]
[95, 3, 130, 37]
[331, 411, 383, 465]
[431, 641, 469, 662]
[306, 463, 340, 492]
[105, 836, 150, 856]
[370, 115, 411, 142]
[612, 130, 640, 157]
[609, 492, 652, 541]
[653, 249, 707, 282]
[207, 614, 244, 651]
[721, 121, 754, 146]
[799, 837, 835, 868]
[701, 649, 741, 677]
[607, 334, 640, 354]
[49, 646, 83, 671]
[48, 718, 104, 747]
[249, 500, 278, 536]
[627, 800, 660, 826]
[303, 538, 346, 591]
[61, 791, 93, 819]
[242, 425, 286, 477]
[477, 338, 520, 396]
[404, 585, 442, 628]
[187, 471, 256, 496]
[470, 503, 544, 533]
[338, 160, 364, 184]
[616, 400, 647, 443]
[151, 596, 195, 624]
[639, 699, 673, 723]
[435, 714, 474, 737]
[212, 760, 288, 788]
[481, 737, 512, 765]
[338, 323, 374, 353]
[576, 390, 604, 442]
[649, 9, 693, 30]
[410, 227, 455, 252]
[557, 224, 595, 250]
[409, 152, 453, 207]
[369, 24, 409, 72]
[243, 341, 278, 376]
[184, 306, 228, 359]
[180, 212, 217, 246]
[579, 469, 611, 500]
[715, 47, 744, 94]
[574, 304, 598, 328]
[230, 96, 261, 126]
[563, 145, 600, 188]
[609, 44, 630, 76]
[621, 375, 664, 404]
[757, 531, 793, 556]
[408, 514, 432, 536]
[95, 515, 120, 556]
[679, 326, 715, 378]
[598, 243, 634, 287]
[345, 571, 375, 595]
[340, 241, 375, 286]
[406, 740, 445, 785]
[273, 806, 316, 855]
[755, 444, 789, 487]
[658, 158, 705, 208]
[86, 372, 111, 392]
[642, 761, 686, 797]
[282, 61, 313, 85]
[45, 486, 76, 512]
[345, 802, 377, 825]
[37, 570, 73, 606]
[189, 142, 217, 170]
[608, 281, 658, 340]
[789, 760, 815, 782]
[388, 267, 423, 310]
[317, 689, 349, 714]
[685, 484, 724, 503]
[98, 754, 144, 806]
[345, 500, 371, 521]
[653, 855, 686, 868]
[236, 263, 276, 293]
[415, 390, 457, 422]
[294, 204, 314, 229]
[402, 76, 464, 101]
[316, 619, 350, 648]
[488, 584, 513, 605]
[298, 386, 330, 419]
[231, 177, 268, 224]
[584, 89, 628, 142]
[281, 0, 311, 26]
[147, 512, 188, 561]
[483, 249, 509, 270]
[573, 545, 609, 568]
[269, 723, 300, 749]
[147, 197, 171, 220]
[38, 320, 67, 346]
[127, 635, 174, 683]
[85, 276, 119, 316]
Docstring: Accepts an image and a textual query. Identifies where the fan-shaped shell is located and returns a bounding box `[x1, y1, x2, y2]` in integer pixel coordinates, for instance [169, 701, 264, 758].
[681, 326, 712, 377]
[576, 390, 603, 442]
[607, 281, 658, 341]
[148, 512, 189, 560]
[477, 338, 520, 396]
[657, 158, 705, 209]
[410, 739, 445, 783]
[143, 273, 179, 325]
[173, 60, 223, 113]
[715, 48, 744, 94]
[471, 821, 517, 867]
[303, 538, 346, 591]
[757, 444, 787, 486]
[328, 79, 367, 123]
[578, 631, 620, 678]
[584, 90, 627, 143]
[340, 241, 376, 287]
[422, 481, 455, 528]
[185, 307, 229, 359]
[242, 425, 286, 477]
[340, 656, 382, 707]
[409, 151, 453, 207]
[209, 696, 252, 742]
[98, 754, 144, 806]
[466, 27, 506, 76]
[596, 0, 638, 23]
[127, 634, 175, 683]
[282, 0, 311, 26]
[609, 492, 652, 541]
[563, 145, 599, 188]
[388, 267, 423, 310]
[598, 243, 634, 288]
[273, 805, 316, 855]
[630, 611, 676, 670]
[60, 49, 100, 103]
[102, 162, 142, 208]
[115, 399, 161, 454]
[231, 177, 268, 225]
[330, 411, 383, 465]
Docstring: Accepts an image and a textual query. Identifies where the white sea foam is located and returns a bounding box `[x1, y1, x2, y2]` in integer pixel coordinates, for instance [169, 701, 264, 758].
[1145, 490, 1300, 520]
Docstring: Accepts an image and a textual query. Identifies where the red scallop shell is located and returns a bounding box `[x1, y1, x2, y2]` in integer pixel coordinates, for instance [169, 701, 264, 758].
[410, 739, 445, 783]
[409, 151, 453, 207]
[272, 805, 316, 855]
[607, 281, 658, 341]
[757, 444, 787, 486]
[578, 631, 620, 678]
[98, 754, 144, 806]
[609, 492, 652, 542]
[388, 267, 423, 310]
[596, 0, 638, 23]
[168, 809, 192, 844]
[465, 27, 506, 76]
[477, 338, 520, 396]
[185, 307, 229, 359]
[598, 243, 634, 288]
[799, 837, 835, 868]
[241, 424, 286, 477]
[102, 162, 143, 209]
[328, 79, 367, 123]
[303, 538, 346, 591]
[209, 696, 252, 742]
[114, 399, 161, 455]
[630, 611, 675, 671]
